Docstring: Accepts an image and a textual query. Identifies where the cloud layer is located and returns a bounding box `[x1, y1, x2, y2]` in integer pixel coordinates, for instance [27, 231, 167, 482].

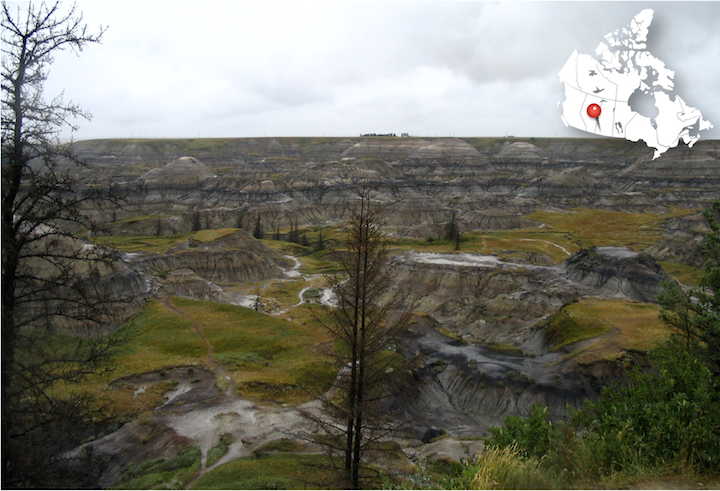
[35, 1, 720, 140]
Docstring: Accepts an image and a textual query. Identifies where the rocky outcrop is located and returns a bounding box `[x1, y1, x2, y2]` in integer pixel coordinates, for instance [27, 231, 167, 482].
[340, 138, 431, 160]
[407, 138, 484, 162]
[646, 234, 708, 269]
[141, 156, 215, 187]
[562, 247, 671, 303]
[395, 314, 626, 437]
[389, 246, 669, 437]
[462, 209, 539, 230]
[158, 268, 229, 301]
[536, 166, 606, 198]
[645, 213, 710, 268]
[392, 252, 580, 350]
[392, 246, 670, 351]
[130, 230, 291, 284]
[619, 145, 720, 183]
[20, 233, 152, 331]
[66, 137, 719, 262]
[492, 141, 547, 164]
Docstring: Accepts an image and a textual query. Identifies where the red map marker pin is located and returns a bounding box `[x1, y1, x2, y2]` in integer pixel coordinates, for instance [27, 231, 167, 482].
[587, 103, 602, 118]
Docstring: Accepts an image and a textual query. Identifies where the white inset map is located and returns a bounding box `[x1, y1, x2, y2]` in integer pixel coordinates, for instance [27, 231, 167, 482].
[558, 9, 713, 159]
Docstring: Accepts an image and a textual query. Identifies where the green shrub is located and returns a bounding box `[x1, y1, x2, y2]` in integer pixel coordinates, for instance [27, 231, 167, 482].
[582, 336, 720, 472]
[488, 403, 557, 460]
[480, 335, 720, 489]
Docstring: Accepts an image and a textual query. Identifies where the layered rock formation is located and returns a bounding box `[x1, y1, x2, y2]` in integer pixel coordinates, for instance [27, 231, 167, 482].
[141, 156, 215, 187]
[562, 247, 671, 303]
[19, 232, 152, 331]
[128, 229, 291, 286]
[390, 246, 671, 436]
[392, 247, 668, 351]
[65, 137, 718, 258]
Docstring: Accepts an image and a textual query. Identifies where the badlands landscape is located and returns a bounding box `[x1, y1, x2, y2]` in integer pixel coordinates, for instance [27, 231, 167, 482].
[46, 136, 719, 487]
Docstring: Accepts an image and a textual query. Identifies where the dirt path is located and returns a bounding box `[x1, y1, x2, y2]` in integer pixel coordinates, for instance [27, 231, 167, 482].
[519, 238, 572, 256]
[159, 296, 235, 391]
[156, 296, 316, 490]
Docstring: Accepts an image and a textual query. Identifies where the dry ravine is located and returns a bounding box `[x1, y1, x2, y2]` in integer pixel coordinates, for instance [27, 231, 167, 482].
[68, 243, 671, 488]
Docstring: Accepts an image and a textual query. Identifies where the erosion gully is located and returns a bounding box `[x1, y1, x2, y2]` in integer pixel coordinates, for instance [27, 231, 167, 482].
[83, 252, 576, 487]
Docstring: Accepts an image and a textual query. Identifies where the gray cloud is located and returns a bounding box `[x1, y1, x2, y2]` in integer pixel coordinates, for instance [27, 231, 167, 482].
[35, 1, 719, 140]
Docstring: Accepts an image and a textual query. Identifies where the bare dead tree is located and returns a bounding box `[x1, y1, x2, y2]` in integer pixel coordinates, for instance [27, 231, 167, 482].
[444, 209, 462, 250]
[252, 213, 263, 239]
[1, 2, 131, 487]
[300, 184, 413, 489]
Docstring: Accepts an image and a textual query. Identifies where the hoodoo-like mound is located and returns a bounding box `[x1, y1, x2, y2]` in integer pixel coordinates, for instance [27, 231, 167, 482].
[538, 166, 605, 198]
[464, 209, 539, 231]
[543, 166, 599, 187]
[620, 145, 720, 182]
[562, 247, 671, 303]
[131, 229, 291, 284]
[645, 212, 711, 267]
[492, 141, 546, 163]
[408, 138, 483, 161]
[240, 178, 291, 194]
[21, 232, 152, 331]
[340, 138, 431, 160]
[141, 156, 215, 186]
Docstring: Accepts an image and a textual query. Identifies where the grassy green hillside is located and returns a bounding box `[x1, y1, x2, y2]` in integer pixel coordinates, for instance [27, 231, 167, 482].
[54, 297, 335, 418]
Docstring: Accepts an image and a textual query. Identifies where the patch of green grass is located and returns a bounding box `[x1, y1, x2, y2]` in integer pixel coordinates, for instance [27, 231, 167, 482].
[660, 261, 703, 286]
[263, 238, 314, 257]
[299, 251, 343, 275]
[256, 438, 307, 454]
[112, 445, 201, 490]
[94, 234, 194, 253]
[51, 299, 213, 418]
[261, 279, 308, 309]
[302, 288, 321, 300]
[192, 228, 238, 243]
[109, 214, 159, 225]
[526, 208, 694, 251]
[169, 298, 335, 405]
[545, 311, 610, 352]
[114, 300, 209, 371]
[546, 299, 671, 365]
[190, 453, 336, 490]
[206, 433, 233, 468]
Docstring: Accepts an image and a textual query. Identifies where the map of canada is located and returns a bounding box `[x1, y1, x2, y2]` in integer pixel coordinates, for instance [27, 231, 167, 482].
[558, 9, 713, 159]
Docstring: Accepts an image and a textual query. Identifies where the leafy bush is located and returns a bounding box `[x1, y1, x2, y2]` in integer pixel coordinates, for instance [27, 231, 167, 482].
[488, 403, 558, 460]
[582, 336, 720, 471]
[478, 337, 720, 488]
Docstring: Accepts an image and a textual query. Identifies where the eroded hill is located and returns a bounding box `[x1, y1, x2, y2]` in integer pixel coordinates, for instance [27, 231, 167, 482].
[52, 136, 718, 488]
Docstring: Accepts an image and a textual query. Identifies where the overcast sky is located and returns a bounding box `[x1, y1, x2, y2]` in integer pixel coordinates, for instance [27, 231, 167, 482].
[30, 1, 720, 141]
